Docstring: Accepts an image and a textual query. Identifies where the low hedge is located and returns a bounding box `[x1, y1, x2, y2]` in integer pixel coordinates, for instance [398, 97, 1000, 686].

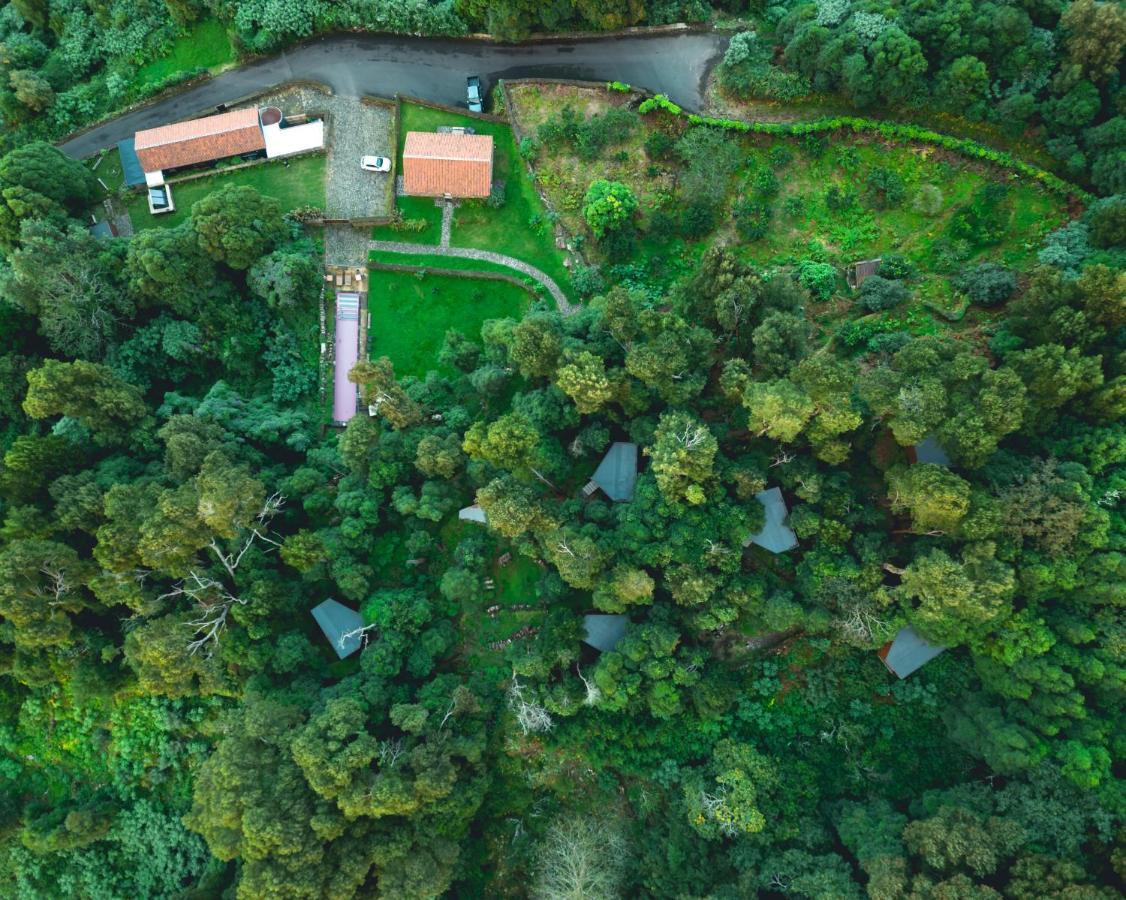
[637, 94, 1089, 202]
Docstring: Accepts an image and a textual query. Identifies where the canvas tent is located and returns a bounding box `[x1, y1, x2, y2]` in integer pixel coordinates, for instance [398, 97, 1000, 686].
[582, 614, 629, 653]
[311, 599, 365, 659]
[878, 626, 946, 678]
[582, 442, 638, 502]
[743, 487, 798, 553]
[459, 505, 487, 524]
[912, 436, 951, 466]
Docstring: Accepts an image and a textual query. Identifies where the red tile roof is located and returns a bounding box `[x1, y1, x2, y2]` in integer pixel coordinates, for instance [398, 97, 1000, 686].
[402, 132, 494, 198]
[135, 108, 265, 173]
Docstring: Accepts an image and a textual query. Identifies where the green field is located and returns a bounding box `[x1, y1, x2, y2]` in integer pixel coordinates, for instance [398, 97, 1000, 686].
[135, 20, 235, 91]
[375, 102, 573, 301]
[127, 153, 327, 230]
[367, 268, 532, 377]
[370, 195, 444, 244]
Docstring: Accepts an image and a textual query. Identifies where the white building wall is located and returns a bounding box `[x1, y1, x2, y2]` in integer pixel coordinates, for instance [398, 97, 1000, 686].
[263, 120, 324, 159]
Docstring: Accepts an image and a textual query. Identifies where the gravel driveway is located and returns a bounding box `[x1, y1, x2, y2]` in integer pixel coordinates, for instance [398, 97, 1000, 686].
[245, 85, 392, 220]
[324, 97, 392, 220]
[248, 85, 392, 266]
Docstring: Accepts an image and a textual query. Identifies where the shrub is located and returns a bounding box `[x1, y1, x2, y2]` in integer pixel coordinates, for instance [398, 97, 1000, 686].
[677, 127, 743, 181]
[607, 81, 631, 92]
[825, 185, 857, 211]
[571, 263, 606, 298]
[947, 184, 1011, 247]
[954, 262, 1017, 306]
[1038, 221, 1092, 275]
[1087, 195, 1125, 249]
[796, 259, 838, 301]
[801, 134, 828, 158]
[753, 167, 780, 198]
[644, 131, 675, 160]
[647, 207, 680, 241]
[857, 275, 910, 311]
[682, 197, 720, 238]
[518, 136, 538, 162]
[583, 180, 638, 238]
[867, 331, 912, 355]
[638, 94, 682, 116]
[912, 184, 945, 216]
[782, 195, 806, 218]
[600, 227, 637, 262]
[864, 167, 907, 209]
[487, 181, 507, 209]
[538, 105, 636, 160]
[878, 253, 916, 280]
[733, 197, 773, 240]
[768, 145, 793, 168]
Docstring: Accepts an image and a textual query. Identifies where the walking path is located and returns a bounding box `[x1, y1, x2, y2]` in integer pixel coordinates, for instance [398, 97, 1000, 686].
[440, 202, 453, 248]
[369, 239, 577, 315]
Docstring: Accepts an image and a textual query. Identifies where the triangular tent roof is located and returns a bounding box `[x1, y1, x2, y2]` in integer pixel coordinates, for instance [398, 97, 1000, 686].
[878, 626, 946, 678]
[311, 599, 365, 659]
[913, 436, 951, 467]
[459, 505, 487, 524]
[582, 614, 629, 653]
[743, 487, 798, 554]
[590, 442, 638, 502]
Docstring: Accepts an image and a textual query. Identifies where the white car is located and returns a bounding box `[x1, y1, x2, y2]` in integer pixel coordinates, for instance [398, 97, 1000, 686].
[361, 155, 391, 172]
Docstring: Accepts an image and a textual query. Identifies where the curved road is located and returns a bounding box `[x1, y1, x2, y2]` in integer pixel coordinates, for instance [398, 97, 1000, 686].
[61, 32, 726, 158]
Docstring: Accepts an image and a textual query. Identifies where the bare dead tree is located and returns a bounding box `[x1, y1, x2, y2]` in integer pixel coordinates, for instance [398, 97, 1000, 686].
[698, 789, 738, 837]
[338, 622, 378, 651]
[575, 665, 601, 707]
[377, 738, 404, 769]
[34, 564, 71, 605]
[676, 421, 709, 450]
[165, 494, 287, 655]
[508, 674, 554, 735]
[832, 601, 889, 646]
[770, 448, 796, 467]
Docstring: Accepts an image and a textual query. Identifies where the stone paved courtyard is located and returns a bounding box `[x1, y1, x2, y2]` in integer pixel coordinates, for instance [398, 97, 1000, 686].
[240, 85, 393, 267]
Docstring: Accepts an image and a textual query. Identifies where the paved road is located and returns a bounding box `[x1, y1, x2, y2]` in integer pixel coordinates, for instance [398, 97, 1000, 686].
[61, 32, 725, 158]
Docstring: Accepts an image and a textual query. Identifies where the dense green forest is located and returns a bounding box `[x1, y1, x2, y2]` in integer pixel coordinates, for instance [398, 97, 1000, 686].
[0, 1, 1122, 898]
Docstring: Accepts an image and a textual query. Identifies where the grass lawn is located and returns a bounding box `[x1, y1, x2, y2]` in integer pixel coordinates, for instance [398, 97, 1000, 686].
[367, 267, 532, 377]
[437, 516, 548, 675]
[370, 195, 443, 244]
[135, 20, 235, 91]
[88, 148, 125, 196]
[379, 102, 573, 300]
[126, 153, 327, 230]
[368, 249, 551, 299]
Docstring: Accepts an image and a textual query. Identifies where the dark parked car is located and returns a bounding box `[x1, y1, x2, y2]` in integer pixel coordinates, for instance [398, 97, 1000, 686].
[467, 76, 483, 113]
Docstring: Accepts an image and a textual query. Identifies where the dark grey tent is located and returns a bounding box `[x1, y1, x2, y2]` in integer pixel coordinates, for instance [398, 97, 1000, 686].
[582, 614, 628, 652]
[742, 487, 798, 554]
[116, 138, 147, 187]
[913, 436, 951, 466]
[878, 626, 946, 678]
[311, 599, 365, 659]
[583, 442, 638, 502]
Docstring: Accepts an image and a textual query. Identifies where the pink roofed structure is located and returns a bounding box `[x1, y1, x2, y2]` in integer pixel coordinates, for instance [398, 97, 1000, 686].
[333, 293, 360, 424]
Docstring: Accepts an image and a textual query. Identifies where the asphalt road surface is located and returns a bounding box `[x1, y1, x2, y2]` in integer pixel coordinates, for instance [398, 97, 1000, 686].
[60, 31, 726, 158]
